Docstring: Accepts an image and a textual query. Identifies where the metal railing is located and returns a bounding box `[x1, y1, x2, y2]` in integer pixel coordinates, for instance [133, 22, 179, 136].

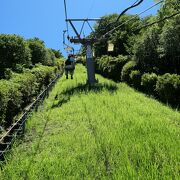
[0, 74, 61, 160]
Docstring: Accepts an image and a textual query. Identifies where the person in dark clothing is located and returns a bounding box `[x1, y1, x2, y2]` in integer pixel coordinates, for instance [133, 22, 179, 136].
[65, 54, 75, 79]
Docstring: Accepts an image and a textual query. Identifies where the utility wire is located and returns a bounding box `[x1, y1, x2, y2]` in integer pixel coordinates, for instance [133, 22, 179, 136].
[63, 0, 75, 54]
[63, 0, 69, 35]
[100, 0, 164, 39]
[115, 0, 144, 23]
[85, 0, 96, 37]
[133, 10, 180, 32]
[103, 0, 144, 32]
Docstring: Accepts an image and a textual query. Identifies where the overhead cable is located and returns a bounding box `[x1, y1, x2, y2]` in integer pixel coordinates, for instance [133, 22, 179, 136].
[101, 0, 164, 39]
[103, 0, 144, 31]
[63, 0, 69, 34]
[133, 10, 180, 32]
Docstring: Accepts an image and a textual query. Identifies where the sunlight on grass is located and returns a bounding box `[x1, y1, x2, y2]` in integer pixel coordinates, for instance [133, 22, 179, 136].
[0, 65, 179, 179]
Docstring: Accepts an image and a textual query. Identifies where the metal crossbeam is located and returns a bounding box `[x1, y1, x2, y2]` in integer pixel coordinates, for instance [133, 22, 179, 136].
[65, 18, 100, 84]
[66, 18, 101, 22]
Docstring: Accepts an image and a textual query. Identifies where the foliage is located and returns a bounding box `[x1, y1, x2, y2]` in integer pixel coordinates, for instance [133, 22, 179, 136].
[27, 38, 56, 66]
[31, 64, 56, 90]
[0, 34, 31, 76]
[121, 61, 138, 83]
[0, 64, 63, 129]
[129, 70, 141, 89]
[45, 48, 56, 66]
[4, 68, 13, 80]
[158, 15, 180, 74]
[92, 14, 142, 57]
[90, 0, 180, 106]
[50, 49, 63, 58]
[0, 80, 22, 127]
[95, 55, 129, 81]
[1, 65, 179, 179]
[27, 37, 47, 65]
[156, 73, 180, 104]
[141, 73, 158, 94]
[75, 56, 86, 65]
[11, 72, 37, 106]
[133, 27, 160, 73]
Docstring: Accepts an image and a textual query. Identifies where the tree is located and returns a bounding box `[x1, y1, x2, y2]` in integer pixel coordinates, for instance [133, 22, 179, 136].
[0, 34, 31, 77]
[27, 38, 47, 65]
[133, 27, 160, 73]
[158, 15, 180, 74]
[92, 14, 142, 57]
[45, 49, 56, 66]
[50, 49, 63, 59]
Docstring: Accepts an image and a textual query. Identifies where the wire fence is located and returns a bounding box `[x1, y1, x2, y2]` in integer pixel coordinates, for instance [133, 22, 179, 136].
[0, 74, 61, 160]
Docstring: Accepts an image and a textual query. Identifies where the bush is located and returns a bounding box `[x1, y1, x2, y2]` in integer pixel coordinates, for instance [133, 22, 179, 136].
[96, 55, 110, 77]
[129, 70, 141, 89]
[4, 68, 13, 80]
[11, 72, 38, 106]
[76, 56, 86, 65]
[156, 73, 180, 105]
[55, 58, 65, 74]
[0, 80, 22, 127]
[31, 64, 56, 90]
[50, 49, 63, 58]
[95, 55, 129, 81]
[107, 55, 129, 81]
[27, 38, 47, 65]
[133, 27, 159, 73]
[45, 49, 56, 66]
[121, 61, 138, 83]
[141, 73, 158, 94]
[0, 64, 63, 129]
[0, 34, 31, 76]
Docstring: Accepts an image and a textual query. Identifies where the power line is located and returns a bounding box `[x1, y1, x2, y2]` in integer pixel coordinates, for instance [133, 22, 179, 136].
[133, 10, 180, 32]
[100, 0, 164, 39]
[63, 0, 69, 34]
[115, 0, 144, 23]
[103, 0, 144, 32]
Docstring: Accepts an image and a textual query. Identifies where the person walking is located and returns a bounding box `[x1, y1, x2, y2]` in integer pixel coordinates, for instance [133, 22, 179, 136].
[65, 54, 75, 79]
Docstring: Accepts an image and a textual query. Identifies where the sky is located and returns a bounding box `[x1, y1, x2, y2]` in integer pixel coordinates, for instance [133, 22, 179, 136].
[0, 0, 161, 57]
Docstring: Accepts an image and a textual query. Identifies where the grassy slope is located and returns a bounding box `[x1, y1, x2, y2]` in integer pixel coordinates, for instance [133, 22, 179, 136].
[0, 65, 179, 179]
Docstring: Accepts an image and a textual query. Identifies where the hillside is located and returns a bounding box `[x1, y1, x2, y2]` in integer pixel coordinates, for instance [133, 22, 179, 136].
[1, 65, 179, 179]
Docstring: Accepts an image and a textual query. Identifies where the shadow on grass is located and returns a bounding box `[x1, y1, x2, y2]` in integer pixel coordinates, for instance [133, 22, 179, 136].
[51, 82, 118, 109]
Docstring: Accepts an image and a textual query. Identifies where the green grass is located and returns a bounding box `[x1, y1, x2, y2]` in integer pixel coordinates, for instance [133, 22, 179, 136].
[0, 65, 180, 179]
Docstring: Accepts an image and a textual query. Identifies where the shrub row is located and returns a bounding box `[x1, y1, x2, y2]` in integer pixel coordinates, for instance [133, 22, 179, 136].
[96, 55, 180, 106]
[0, 64, 63, 130]
[95, 55, 129, 81]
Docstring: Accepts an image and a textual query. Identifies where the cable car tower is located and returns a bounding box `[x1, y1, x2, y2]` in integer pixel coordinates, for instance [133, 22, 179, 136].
[63, 0, 100, 85]
[63, 0, 147, 84]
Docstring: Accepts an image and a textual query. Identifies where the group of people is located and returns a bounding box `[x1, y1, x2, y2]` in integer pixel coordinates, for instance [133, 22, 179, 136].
[65, 54, 75, 79]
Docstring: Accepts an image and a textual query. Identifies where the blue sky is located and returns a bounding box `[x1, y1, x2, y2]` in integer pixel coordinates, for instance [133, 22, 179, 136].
[0, 0, 160, 56]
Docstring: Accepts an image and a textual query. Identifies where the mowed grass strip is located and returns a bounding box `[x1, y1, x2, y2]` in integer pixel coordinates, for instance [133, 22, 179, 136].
[0, 65, 179, 179]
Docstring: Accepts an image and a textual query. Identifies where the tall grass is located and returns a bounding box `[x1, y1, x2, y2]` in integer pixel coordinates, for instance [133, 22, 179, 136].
[0, 65, 179, 179]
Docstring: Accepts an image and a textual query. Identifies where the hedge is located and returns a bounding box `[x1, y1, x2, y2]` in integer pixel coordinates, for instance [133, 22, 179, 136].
[141, 73, 158, 94]
[156, 73, 180, 105]
[95, 55, 129, 81]
[129, 70, 141, 89]
[121, 61, 138, 83]
[0, 64, 63, 130]
[0, 80, 22, 127]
